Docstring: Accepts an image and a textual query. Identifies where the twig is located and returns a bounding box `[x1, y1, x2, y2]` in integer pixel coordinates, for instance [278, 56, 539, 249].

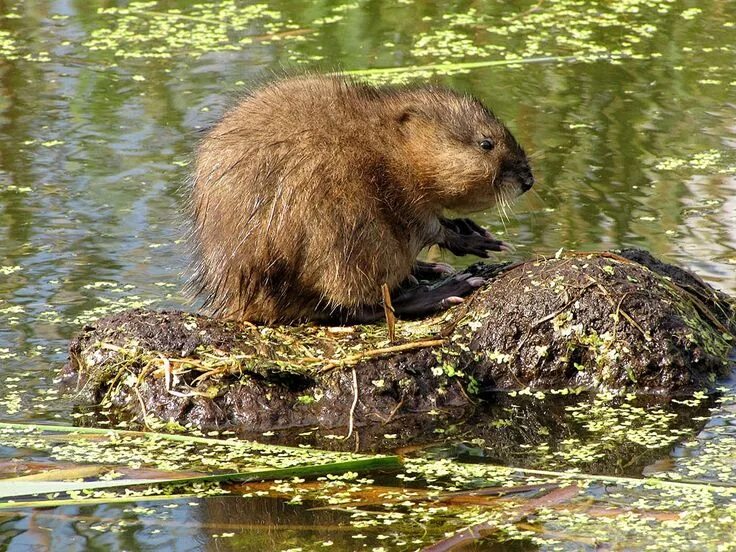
[382, 283, 396, 342]
[381, 398, 405, 425]
[455, 379, 476, 406]
[160, 353, 172, 393]
[342, 367, 359, 441]
[612, 292, 632, 342]
[318, 339, 446, 372]
[587, 276, 651, 341]
[132, 386, 150, 429]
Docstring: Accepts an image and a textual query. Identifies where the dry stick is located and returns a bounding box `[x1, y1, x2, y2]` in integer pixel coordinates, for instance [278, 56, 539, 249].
[132, 385, 150, 429]
[342, 367, 359, 441]
[381, 283, 397, 342]
[611, 291, 633, 343]
[317, 339, 446, 372]
[154, 354, 205, 397]
[160, 353, 172, 393]
[454, 379, 477, 406]
[586, 275, 651, 341]
[671, 282, 735, 338]
[381, 398, 405, 425]
[96, 342, 132, 353]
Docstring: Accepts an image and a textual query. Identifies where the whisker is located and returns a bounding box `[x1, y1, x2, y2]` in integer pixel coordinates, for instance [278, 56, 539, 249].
[527, 188, 544, 203]
[498, 189, 510, 231]
[506, 188, 522, 223]
[496, 203, 505, 228]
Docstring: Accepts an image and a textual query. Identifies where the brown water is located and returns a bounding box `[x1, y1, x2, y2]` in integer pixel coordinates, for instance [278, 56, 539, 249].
[0, 0, 735, 549]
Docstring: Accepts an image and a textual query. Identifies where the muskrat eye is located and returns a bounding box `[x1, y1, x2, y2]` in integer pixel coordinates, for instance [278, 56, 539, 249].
[479, 139, 495, 151]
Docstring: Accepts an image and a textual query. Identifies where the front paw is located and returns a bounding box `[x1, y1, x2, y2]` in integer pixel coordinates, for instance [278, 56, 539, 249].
[440, 217, 490, 237]
[439, 217, 513, 256]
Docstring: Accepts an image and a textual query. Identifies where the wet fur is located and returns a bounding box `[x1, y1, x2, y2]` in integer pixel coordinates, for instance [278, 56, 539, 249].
[187, 75, 531, 323]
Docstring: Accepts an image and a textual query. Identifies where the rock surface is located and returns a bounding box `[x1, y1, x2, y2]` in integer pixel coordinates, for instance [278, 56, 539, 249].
[61, 249, 735, 434]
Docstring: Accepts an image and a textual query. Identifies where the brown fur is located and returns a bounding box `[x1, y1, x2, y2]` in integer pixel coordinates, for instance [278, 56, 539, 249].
[188, 75, 532, 324]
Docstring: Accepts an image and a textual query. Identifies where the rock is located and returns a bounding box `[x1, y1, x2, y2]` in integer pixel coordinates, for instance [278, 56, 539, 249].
[61, 249, 735, 435]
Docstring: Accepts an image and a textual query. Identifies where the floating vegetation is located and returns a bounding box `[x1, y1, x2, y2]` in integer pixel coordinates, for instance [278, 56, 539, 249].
[345, 54, 589, 85]
[0, 30, 19, 60]
[70, 296, 158, 326]
[84, 2, 297, 59]
[0, 0, 735, 548]
[0, 422, 400, 505]
[525, 392, 693, 468]
[655, 149, 736, 174]
[0, 0, 720, 88]
[667, 391, 736, 485]
[4, 404, 736, 549]
[350, 0, 678, 84]
[30, 282, 159, 329]
[0, 265, 22, 276]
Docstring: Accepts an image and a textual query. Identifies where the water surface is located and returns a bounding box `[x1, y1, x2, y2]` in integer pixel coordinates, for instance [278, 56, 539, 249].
[0, 0, 735, 549]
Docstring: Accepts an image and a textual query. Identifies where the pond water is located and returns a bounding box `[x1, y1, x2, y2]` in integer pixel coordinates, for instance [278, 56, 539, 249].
[0, 0, 735, 550]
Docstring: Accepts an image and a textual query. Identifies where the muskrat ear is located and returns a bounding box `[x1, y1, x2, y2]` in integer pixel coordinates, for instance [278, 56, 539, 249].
[396, 107, 419, 125]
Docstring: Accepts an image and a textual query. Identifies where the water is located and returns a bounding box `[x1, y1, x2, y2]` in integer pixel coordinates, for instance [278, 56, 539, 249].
[0, 0, 735, 549]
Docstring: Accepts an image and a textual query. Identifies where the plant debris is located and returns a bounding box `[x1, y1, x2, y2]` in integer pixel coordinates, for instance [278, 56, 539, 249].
[60, 250, 735, 440]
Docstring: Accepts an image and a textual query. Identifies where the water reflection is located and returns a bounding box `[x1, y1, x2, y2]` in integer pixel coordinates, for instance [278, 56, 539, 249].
[0, 1, 734, 549]
[0, 0, 733, 416]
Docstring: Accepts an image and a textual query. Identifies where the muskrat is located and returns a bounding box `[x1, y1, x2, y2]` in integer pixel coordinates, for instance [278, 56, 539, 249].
[188, 75, 533, 324]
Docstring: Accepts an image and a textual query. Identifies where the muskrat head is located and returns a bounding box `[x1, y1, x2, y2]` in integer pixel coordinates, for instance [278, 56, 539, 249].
[394, 90, 534, 213]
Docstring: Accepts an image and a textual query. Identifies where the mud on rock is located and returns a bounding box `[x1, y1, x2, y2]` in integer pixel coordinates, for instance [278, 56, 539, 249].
[61, 249, 735, 436]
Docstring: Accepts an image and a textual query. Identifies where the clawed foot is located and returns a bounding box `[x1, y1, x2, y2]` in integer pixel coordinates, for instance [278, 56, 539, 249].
[439, 217, 513, 257]
[324, 270, 488, 323]
[412, 259, 456, 281]
[391, 271, 486, 318]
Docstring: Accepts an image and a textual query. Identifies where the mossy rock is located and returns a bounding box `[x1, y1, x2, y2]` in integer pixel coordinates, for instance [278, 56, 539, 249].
[61, 249, 735, 434]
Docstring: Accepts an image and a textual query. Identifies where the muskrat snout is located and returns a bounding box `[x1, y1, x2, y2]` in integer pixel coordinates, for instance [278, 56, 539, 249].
[519, 165, 534, 192]
[499, 163, 534, 196]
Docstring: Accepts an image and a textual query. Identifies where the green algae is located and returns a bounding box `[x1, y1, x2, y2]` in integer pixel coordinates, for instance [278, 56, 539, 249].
[0, 422, 397, 483]
[84, 2, 289, 60]
[4, 390, 736, 549]
[347, 0, 681, 84]
[655, 149, 736, 175]
[0, 0, 734, 548]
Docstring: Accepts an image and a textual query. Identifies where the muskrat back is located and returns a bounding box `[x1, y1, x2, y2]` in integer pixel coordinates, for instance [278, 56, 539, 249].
[188, 75, 533, 324]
